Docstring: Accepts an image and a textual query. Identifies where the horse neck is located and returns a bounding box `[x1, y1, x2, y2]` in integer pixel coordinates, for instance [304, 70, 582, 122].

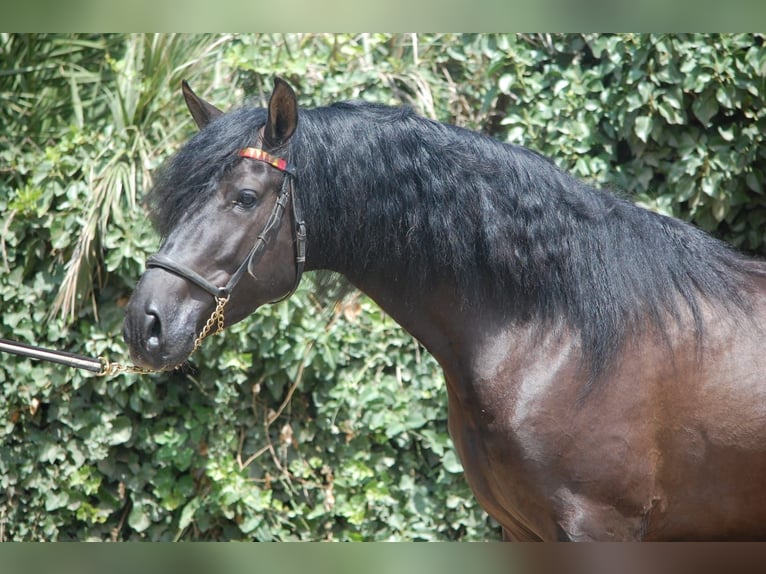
[292, 108, 513, 374]
[345, 270, 495, 385]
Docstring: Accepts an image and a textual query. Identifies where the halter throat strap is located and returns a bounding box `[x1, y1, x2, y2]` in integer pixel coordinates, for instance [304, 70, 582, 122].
[146, 147, 305, 302]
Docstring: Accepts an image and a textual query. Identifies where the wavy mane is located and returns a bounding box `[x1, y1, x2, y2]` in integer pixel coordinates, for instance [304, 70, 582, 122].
[149, 98, 763, 379]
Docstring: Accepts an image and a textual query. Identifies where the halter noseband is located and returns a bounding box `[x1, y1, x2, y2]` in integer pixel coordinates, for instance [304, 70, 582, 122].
[146, 147, 306, 304]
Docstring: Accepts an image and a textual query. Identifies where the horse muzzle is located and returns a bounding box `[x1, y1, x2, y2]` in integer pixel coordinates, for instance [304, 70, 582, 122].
[122, 272, 201, 370]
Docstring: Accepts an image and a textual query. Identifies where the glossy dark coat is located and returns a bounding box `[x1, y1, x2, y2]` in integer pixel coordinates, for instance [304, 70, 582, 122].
[123, 78, 766, 540]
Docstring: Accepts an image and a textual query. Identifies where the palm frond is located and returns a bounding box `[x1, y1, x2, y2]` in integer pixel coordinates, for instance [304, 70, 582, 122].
[48, 34, 232, 322]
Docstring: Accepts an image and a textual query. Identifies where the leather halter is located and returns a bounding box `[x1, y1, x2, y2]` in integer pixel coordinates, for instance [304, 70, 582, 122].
[146, 147, 306, 304]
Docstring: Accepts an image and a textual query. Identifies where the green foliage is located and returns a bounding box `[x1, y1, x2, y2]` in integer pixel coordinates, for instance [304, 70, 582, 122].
[492, 33, 766, 251]
[1, 33, 764, 541]
[1, 34, 233, 322]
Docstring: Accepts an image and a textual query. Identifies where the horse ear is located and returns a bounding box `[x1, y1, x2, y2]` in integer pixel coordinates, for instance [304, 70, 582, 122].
[181, 80, 223, 130]
[263, 77, 298, 149]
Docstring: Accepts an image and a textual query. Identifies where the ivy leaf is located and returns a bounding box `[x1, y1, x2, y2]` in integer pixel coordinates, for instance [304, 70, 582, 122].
[45, 491, 70, 511]
[634, 115, 653, 143]
[692, 90, 719, 125]
[718, 126, 735, 142]
[178, 498, 201, 531]
[107, 416, 133, 445]
[442, 449, 464, 474]
[128, 502, 151, 533]
[746, 171, 762, 194]
[716, 85, 734, 109]
[498, 73, 514, 94]
[657, 101, 684, 125]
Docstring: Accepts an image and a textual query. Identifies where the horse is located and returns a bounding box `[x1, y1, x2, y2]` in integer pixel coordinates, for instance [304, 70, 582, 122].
[123, 77, 766, 541]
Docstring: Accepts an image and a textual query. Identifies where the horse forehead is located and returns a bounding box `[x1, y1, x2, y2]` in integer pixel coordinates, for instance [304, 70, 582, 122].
[222, 157, 283, 188]
[220, 159, 257, 182]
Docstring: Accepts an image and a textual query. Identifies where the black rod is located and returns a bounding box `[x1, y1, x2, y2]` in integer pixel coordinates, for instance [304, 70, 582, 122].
[0, 338, 103, 373]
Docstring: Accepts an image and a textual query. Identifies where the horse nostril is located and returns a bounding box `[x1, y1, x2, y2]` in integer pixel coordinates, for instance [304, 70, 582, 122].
[144, 308, 162, 351]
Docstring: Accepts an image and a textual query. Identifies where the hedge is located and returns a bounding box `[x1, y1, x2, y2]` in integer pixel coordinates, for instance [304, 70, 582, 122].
[0, 33, 764, 540]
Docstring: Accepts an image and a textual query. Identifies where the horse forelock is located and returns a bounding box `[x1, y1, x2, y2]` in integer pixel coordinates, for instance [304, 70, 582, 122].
[148, 107, 268, 236]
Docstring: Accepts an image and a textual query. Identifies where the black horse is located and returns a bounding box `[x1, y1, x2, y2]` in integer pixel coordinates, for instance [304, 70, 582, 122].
[124, 77, 766, 540]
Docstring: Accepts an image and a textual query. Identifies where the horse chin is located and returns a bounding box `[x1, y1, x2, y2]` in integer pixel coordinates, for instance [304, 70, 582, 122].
[127, 336, 196, 372]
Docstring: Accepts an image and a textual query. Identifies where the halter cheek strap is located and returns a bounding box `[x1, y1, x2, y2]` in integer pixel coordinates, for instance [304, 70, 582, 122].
[237, 148, 305, 302]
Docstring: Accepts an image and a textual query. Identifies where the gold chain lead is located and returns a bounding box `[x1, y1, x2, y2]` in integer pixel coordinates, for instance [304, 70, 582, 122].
[97, 295, 230, 376]
[191, 295, 229, 353]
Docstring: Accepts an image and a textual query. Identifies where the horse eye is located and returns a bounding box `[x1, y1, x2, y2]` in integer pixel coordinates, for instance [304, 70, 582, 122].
[235, 189, 258, 208]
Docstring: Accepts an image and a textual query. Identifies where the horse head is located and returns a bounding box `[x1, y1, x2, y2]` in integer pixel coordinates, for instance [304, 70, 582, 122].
[123, 78, 305, 370]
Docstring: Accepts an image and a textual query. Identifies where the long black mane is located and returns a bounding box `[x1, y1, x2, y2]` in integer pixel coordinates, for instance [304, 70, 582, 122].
[150, 99, 762, 377]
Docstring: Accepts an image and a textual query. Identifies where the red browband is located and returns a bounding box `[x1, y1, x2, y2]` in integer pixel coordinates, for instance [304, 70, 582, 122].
[238, 147, 291, 173]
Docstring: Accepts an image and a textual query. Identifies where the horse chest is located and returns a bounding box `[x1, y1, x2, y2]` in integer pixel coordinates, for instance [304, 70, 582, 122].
[442, 342, 582, 540]
[441, 330, 665, 540]
[445, 377, 566, 540]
